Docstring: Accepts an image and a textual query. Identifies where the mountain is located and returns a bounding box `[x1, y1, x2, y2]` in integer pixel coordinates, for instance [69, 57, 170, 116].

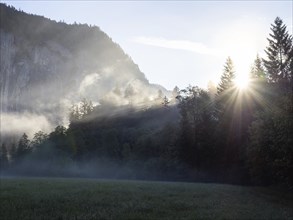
[0, 4, 170, 137]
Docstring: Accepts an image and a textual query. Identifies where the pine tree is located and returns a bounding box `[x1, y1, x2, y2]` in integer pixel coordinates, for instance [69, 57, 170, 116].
[263, 17, 293, 86]
[250, 54, 266, 93]
[16, 133, 30, 162]
[216, 57, 236, 117]
[251, 54, 266, 79]
[215, 57, 243, 168]
[217, 57, 236, 95]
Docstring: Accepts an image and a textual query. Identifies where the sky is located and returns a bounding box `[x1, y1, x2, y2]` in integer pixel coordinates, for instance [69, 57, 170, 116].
[2, 1, 292, 90]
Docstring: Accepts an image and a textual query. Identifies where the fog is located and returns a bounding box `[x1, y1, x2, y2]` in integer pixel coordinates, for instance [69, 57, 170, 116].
[79, 72, 101, 94]
[0, 77, 170, 139]
[1, 149, 221, 183]
[1, 112, 53, 138]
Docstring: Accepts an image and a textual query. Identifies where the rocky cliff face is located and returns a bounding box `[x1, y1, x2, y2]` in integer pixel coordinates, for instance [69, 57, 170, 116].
[0, 4, 167, 137]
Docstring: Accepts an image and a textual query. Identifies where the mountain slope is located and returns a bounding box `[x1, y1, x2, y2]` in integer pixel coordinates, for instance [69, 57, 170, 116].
[0, 4, 169, 136]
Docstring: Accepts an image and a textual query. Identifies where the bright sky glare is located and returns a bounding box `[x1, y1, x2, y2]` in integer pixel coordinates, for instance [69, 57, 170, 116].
[3, 1, 292, 90]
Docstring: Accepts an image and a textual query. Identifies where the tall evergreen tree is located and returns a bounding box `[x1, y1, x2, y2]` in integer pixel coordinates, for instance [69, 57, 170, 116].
[250, 54, 266, 79]
[215, 57, 244, 169]
[249, 54, 267, 102]
[217, 57, 236, 95]
[246, 17, 293, 186]
[216, 57, 236, 118]
[16, 133, 30, 162]
[263, 17, 293, 87]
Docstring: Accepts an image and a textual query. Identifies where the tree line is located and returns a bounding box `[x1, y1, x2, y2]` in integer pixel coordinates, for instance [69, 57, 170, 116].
[1, 17, 292, 186]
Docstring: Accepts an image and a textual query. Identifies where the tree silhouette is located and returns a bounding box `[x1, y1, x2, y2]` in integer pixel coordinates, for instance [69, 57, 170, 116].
[251, 54, 266, 79]
[216, 57, 236, 118]
[263, 17, 293, 88]
[217, 57, 236, 95]
[16, 133, 30, 162]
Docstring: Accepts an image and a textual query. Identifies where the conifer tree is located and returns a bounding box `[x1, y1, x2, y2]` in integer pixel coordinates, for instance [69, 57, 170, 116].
[16, 133, 30, 162]
[215, 57, 242, 167]
[263, 17, 293, 86]
[251, 54, 266, 79]
[216, 57, 236, 118]
[217, 57, 236, 95]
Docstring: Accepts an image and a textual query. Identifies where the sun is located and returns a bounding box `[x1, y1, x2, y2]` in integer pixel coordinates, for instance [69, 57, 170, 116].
[235, 74, 250, 90]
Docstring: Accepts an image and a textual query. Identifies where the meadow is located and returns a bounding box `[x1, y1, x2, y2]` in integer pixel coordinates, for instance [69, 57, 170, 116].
[0, 177, 292, 220]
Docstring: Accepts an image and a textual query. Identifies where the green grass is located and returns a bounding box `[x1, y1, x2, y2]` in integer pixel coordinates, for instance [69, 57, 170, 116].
[0, 177, 292, 220]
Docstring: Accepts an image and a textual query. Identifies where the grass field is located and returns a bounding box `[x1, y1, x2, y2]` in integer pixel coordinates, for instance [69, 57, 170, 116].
[0, 177, 292, 220]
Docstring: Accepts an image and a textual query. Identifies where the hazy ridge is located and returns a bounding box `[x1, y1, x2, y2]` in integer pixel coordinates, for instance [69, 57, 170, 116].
[0, 3, 169, 138]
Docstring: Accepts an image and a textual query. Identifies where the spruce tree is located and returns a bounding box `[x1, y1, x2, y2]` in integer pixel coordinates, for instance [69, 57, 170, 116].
[215, 57, 242, 168]
[217, 57, 236, 95]
[16, 133, 30, 162]
[250, 54, 267, 97]
[251, 54, 266, 79]
[263, 17, 293, 85]
[216, 57, 236, 117]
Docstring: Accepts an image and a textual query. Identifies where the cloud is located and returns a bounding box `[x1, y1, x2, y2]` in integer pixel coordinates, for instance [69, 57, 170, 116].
[133, 36, 220, 56]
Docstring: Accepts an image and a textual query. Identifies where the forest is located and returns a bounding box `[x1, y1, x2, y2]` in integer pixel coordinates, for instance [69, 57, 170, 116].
[1, 16, 292, 188]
